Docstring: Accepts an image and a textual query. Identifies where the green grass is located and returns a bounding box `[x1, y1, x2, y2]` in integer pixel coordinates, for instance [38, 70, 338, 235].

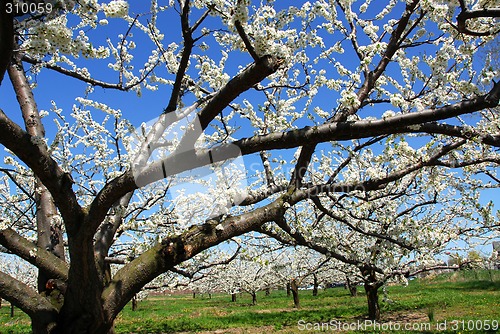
[1, 270, 499, 333]
[0, 305, 30, 334]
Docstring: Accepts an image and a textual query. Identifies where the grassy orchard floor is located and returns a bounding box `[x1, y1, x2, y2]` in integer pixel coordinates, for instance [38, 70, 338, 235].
[1, 270, 499, 333]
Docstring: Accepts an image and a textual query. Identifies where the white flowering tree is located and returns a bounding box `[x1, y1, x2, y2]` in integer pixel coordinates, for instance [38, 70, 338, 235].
[259, 151, 497, 320]
[258, 245, 332, 307]
[214, 247, 278, 305]
[0, 0, 499, 333]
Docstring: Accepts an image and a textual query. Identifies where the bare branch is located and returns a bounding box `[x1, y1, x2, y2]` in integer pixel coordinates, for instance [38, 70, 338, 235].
[22, 55, 127, 90]
[94, 192, 134, 263]
[165, 0, 194, 113]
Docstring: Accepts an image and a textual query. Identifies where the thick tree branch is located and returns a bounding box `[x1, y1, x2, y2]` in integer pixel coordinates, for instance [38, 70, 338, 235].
[239, 183, 288, 206]
[9, 53, 66, 290]
[412, 122, 500, 146]
[94, 192, 133, 262]
[176, 55, 282, 152]
[198, 56, 280, 128]
[91, 55, 282, 228]
[454, 0, 500, 36]
[233, 84, 500, 155]
[234, 20, 259, 61]
[289, 145, 316, 189]
[165, 0, 194, 113]
[102, 196, 285, 320]
[0, 108, 83, 232]
[0, 270, 57, 326]
[0, 228, 69, 281]
[0, 2, 13, 85]
[84, 172, 137, 238]
[103, 81, 500, 215]
[355, 0, 421, 112]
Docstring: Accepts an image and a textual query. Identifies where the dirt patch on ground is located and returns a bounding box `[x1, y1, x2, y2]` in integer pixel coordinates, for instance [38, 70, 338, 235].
[252, 307, 299, 314]
[380, 310, 429, 323]
[177, 325, 279, 334]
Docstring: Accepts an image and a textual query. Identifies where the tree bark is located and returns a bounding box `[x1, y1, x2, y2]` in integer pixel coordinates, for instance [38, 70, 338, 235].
[0, 1, 13, 85]
[364, 283, 380, 321]
[312, 274, 318, 296]
[8, 53, 65, 293]
[251, 292, 257, 305]
[55, 233, 115, 334]
[290, 278, 300, 308]
[346, 277, 357, 297]
[231, 293, 236, 302]
[131, 295, 138, 312]
[0, 229, 68, 280]
[0, 271, 58, 333]
[360, 266, 382, 321]
[286, 282, 291, 296]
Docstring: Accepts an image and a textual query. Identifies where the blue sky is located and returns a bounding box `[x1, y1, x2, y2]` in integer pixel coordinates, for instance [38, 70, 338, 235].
[0, 1, 498, 256]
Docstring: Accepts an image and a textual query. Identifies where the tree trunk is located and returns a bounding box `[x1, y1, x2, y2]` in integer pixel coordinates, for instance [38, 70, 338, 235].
[286, 282, 291, 296]
[49, 235, 116, 334]
[312, 274, 318, 296]
[290, 278, 300, 308]
[251, 292, 257, 305]
[265, 287, 270, 296]
[10, 304, 14, 317]
[131, 295, 138, 311]
[346, 277, 357, 297]
[364, 283, 380, 321]
[193, 292, 196, 298]
[231, 293, 237, 302]
[35, 186, 65, 293]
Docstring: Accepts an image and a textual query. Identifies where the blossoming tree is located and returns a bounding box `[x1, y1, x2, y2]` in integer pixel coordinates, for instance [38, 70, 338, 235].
[259, 155, 493, 319]
[0, 0, 499, 333]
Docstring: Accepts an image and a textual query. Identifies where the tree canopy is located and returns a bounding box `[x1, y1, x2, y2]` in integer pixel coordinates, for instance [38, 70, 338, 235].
[0, 0, 499, 333]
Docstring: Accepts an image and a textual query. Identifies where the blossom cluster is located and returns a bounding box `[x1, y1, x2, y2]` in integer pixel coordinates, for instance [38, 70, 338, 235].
[101, 0, 129, 18]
